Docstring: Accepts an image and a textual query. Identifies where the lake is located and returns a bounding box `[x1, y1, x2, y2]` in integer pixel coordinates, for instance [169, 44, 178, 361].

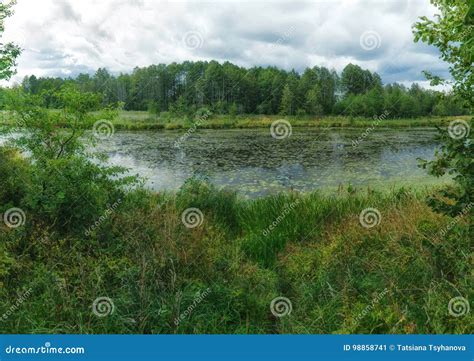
[95, 127, 447, 197]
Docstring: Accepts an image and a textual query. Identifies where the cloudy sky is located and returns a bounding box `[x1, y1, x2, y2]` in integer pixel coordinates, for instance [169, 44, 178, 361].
[3, 0, 449, 88]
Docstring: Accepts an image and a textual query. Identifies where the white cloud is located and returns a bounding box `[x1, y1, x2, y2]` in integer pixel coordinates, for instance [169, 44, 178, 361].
[3, 0, 450, 88]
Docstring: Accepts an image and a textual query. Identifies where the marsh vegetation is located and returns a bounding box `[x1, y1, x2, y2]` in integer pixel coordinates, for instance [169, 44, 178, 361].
[0, 0, 472, 336]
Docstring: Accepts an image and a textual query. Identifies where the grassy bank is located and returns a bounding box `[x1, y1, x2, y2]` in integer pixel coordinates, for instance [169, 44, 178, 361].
[97, 113, 472, 131]
[1, 110, 471, 131]
[0, 150, 471, 334]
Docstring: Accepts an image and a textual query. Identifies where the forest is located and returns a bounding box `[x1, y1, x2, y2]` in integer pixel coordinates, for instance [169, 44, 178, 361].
[12, 61, 467, 118]
[0, 0, 472, 338]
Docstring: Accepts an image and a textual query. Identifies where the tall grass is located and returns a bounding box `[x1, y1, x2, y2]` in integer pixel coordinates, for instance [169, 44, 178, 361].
[1, 110, 470, 131]
[0, 168, 470, 334]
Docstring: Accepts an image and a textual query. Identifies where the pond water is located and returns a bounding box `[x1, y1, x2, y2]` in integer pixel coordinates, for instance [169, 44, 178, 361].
[95, 127, 446, 197]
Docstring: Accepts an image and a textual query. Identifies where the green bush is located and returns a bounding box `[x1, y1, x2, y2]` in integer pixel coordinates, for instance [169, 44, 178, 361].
[0, 89, 470, 335]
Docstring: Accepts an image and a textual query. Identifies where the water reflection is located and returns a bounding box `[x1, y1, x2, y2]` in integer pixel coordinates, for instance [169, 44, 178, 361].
[94, 127, 446, 197]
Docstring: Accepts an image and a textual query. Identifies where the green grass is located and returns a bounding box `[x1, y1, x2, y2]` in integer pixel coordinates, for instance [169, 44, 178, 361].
[0, 112, 471, 335]
[0, 173, 471, 334]
[1, 110, 471, 131]
[109, 113, 472, 131]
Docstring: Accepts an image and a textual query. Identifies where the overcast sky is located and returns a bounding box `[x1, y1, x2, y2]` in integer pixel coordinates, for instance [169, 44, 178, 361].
[3, 0, 449, 88]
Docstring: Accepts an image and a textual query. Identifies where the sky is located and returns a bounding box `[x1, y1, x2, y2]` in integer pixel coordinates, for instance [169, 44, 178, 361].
[3, 0, 450, 88]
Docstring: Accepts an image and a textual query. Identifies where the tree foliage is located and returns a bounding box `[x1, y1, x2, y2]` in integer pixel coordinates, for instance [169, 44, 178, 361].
[2, 86, 137, 234]
[414, 0, 473, 106]
[414, 0, 473, 215]
[5, 61, 466, 119]
[0, 0, 20, 80]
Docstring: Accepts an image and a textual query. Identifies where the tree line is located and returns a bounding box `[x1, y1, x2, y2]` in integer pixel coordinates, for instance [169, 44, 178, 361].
[8, 61, 467, 118]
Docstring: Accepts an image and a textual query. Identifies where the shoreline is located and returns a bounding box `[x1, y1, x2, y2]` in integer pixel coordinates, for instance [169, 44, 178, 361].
[109, 114, 470, 131]
[0, 113, 470, 131]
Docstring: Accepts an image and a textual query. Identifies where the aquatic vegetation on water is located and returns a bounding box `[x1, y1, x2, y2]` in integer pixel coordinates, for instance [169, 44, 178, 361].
[97, 128, 451, 197]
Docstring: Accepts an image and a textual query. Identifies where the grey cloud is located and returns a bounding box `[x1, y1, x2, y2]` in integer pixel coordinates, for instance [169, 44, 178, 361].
[7, 0, 449, 88]
[54, 0, 82, 23]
